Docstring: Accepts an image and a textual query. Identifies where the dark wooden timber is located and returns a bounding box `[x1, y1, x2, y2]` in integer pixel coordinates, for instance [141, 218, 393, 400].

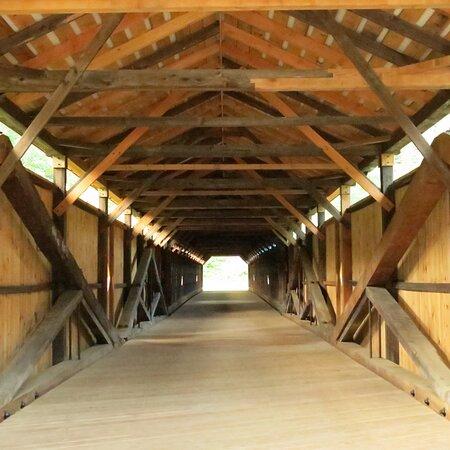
[59, 21, 220, 109]
[315, 11, 450, 191]
[118, 247, 154, 335]
[42, 114, 393, 128]
[298, 246, 335, 324]
[58, 142, 380, 160]
[0, 14, 72, 57]
[289, 10, 418, 66]
[0, 68, 334, 92]
[135, 197, 312, 210]
[0, 283, 53, 295]
[0, 14, 124, 188]
[0, 290, 83, 408]
[116, 177, 336, 191]
[394, 282, 450, 294]
[97, 189, 110, 313]
[352, 10, 450, 55]
[52, 155, 68, 364]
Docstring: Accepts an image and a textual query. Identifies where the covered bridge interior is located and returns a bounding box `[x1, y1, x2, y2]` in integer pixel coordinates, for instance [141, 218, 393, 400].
[0, 2, 449, 447]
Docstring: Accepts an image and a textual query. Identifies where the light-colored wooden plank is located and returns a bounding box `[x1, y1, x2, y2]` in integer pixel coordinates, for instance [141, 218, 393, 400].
[0, 290, 83, 408]
[1, 1, 445, 13]
[366, 287, 450, 403]
[0, 291, 449, 448]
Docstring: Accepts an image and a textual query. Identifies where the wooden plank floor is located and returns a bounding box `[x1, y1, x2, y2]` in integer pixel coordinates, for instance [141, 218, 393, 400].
[0, 291, 449, 449]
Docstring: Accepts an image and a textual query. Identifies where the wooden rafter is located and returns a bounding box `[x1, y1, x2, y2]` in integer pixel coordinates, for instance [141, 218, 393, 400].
[352, 9, 450, 55]
[312, 11, 450, 192]
[0, 14, 74, 57]
[52, 91, 187, 216]
[259, 92, 394, 211]
[288, 10, 418, 66]
[0, 13, 123, 188]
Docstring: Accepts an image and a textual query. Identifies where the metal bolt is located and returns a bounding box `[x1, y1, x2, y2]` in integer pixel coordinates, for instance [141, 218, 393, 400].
[34, 392, 40, 399]
[439, 408, 446, 417]
[3, 411, 11, 420]
[410, 389, 415, 397]
[424, 398, 430, 406]
[20, 401, 26, 409]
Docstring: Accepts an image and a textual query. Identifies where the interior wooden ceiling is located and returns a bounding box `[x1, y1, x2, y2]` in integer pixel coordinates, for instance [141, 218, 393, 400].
[0, 7, 448, 259]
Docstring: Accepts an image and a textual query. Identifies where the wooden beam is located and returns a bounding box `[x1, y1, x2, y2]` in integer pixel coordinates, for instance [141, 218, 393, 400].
[0, 14, 123, 189]
[1, 156, 118, 344]
[289, 10, 418, 66]
[0, 290, 82, 408]
[298, 246, 335, 324]
[133, 196, 175, 236]
[58, 142, 381, 160]
[108, 174, 160, 223]
[139, 197, 310, 210]
[270, 192, 322, 237]
[262, 155, 342, 222]
[335, 133, 450, 342]
[366, 287, 450, 403]
[2, 1, 446, 13]
[154, 218, 184, 246]
[259, 92, 394, 211]
[117, 247, 154, 336]
[156, 210, 289, 218]
[352, 10, 450, 55]
[138, 189, 308, 197]
[89, 12, 211, 69]
[44, 114, 395, 128]
[108, 162, 338, 171]
[1, 68, 332, 92]
[0, 14, 73, 56]
[264, 217, 297, 245]
[115, 176, 335, 191]
[315, 11, 450, 192]
[53, 91, 187, 216]
[60, 21, 220, 109]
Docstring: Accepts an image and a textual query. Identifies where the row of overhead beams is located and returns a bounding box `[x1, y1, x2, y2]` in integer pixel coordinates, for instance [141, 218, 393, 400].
[0, 8, 447, 255]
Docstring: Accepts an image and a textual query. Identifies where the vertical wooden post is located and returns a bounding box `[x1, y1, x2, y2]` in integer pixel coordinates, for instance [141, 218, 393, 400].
[52, 155, 67, 363]
[108, 218, 115, 322]
[97, 188, 110, 315]
[338, 185, 352, 317]
[123, 209, 132, 289]
[340, 185, 351, 215]
[380, 153, 399, 363]
[317, 205, 325, 227]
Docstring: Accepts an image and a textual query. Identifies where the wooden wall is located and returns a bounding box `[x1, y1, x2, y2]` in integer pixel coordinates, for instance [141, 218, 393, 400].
[161, 250, 203, 310]
[249, 246, 287, 311]
[0, 174, 141, 376]
[249, 177, 449, 377]
[351, 202, 383, 281]
[321, 182, 449, 374]
[0, 186, 52, 374]
[396, 188, 450, 374]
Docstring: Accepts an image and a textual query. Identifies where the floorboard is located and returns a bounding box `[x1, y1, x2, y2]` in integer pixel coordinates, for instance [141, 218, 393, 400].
[0, 291, 449, 449]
